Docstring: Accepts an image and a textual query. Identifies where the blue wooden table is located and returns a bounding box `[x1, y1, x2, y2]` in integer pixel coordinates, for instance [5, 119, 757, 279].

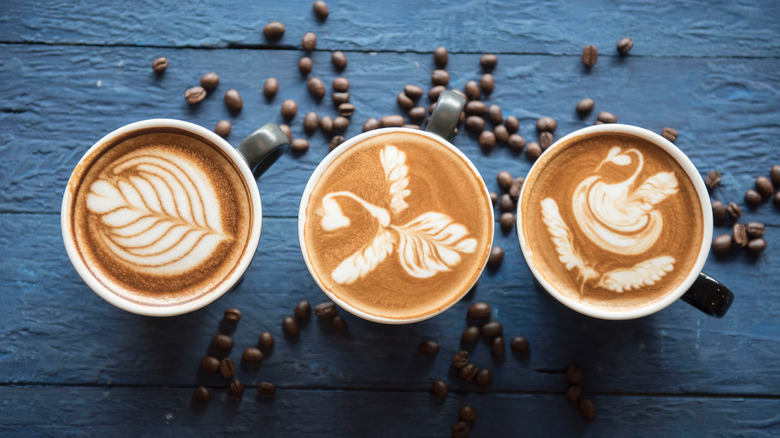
[1, 1, 779, 436]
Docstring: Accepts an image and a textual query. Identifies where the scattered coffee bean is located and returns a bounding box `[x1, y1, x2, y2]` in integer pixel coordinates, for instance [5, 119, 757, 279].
[499, 212, 516, 232]
[460, 363, 478, 381]
[733, 223, 748, 247]
[726, 202, 742, 219]
[501, 117, 518, 134]
[220, 357, 236, 378]
[597, 111, 617, 123]
[330, 78, 349, 94]
[290, 138, 309, 154]
[193, 386, 211, 403]
[307, 77, 326, 100]
[566, 385, 582, 403]
[617, 37, 634, 55]
[711, 234, 733, 255]
[431, 380, 449, 399]
[452, 422, 470, 438]
[756, 176, 774, 199]
[746, 222, 765, 239]
[242, 347, 264, 364]
[184, 86, 206, 104]
[460, 406, 477, 422]
[775, 191, 780, 207]
[566, 365, 583, 385]
[480, 53, 498, 71]
[481, 321, 503, 339]
[331, 50, 348, 71]
[313, 0, 329, 20]
[452, 350, 470, 369]
[539, 131, 554, 150]
[338, 103, 355, 117]
[465, 116, 485, 134]
[431, 69, 450, 86]
[315, 302, 338, 319]
[279, 124, 292, 142]
[510, 336, 529, 352]
[464, 80, 481, 100]
[711, 200, 726, 224]
[487, 105, 503, 125]
[213, 120, 231, 139]
[499, 194, 514, 213]
[298, 57, 313, 75]
[224, 89, 243, 112]
[263, 22, 285, 41]
[465, 100, 487, 116]
[479, 130, 496, 152]
[582, 45, 599, 67]
[508, 134, 526, 152]
[402, 85, 422, 102]
[467, 302, 491, 320]
[281, 99, 298, 120]
[429, 102, 438, 115]
[302, 112, 319, 136]
[294, 300, 312, 321]
[771, 165, 780, 187]
[578, 399, 597, 421]
[223, 308, 242, 322]
[487, 246, 504, 269]
[428, 85, 446, 103]
[397, 92, 415, 110]
[257, 382, 276, 396]
[480, 73, 495, 95]
[362, 118, 380, 132]
[433, 46, 449, 68]
[509, 177, 524, 201]
[201, 356, 220, 373]
[526, 142, 542, 161]
[282, 316, 300, 337]
[536, 116, 557, 133]
[491, 337, 506, 358]
[496, 171, 514, 191]
[332, 315, 348, 331]
[576, 98, 595, 116]
[228, 379, 245, 398]
[408, 106, 427, 122]
[490, 192, 498, 205]
[263, 77, 279, 99]
[212, 334, 234, 351]
[301, 32, 317, 51]
[381, 115, 405, 128]
[461, 326, 481, 344]
[329, 135, 346, 151]
[152, 57, 168, 74]
[662, 127, 678, 143]
[419, 340, 440, 355]
[332, 92, 350, 106]
[475, 368, 493, 385]
[705, 170, 722, 191]
[745, 189, 762, 207]
[200, 72, 219, 92]
[748, 238, 767, 253]
[258, 332, 275, 349]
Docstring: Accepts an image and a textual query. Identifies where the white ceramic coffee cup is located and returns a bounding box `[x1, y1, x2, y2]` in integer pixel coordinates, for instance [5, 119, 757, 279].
[62, 119, 288, 316]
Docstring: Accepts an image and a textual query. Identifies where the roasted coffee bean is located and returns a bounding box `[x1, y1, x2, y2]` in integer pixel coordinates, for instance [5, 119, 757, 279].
[397, 92, 415, 110]
[258, 332, 275, 349]
[152, 57, 168, 74]
[503, 116, 519, 134]
[745, 189, 762, 207]
[263, 77, 279, 99]
[465, 100, 487, 116]
[226, 379, 245, 398]
[212, 334, 233, 351]
[705, 170, 722, 191]
[298, 57, 313, 75]
[566, 384, 583, 403]
[461, 326, 481, 344]
[201, 356, 220, 373]
[332, 315, 348, 331]
[733, 223, 748, 247]
[748, 238, 767, 253]
[481, 321, 503, 339]
[711, 200, 726, 224]
[429, 102, 437, 115]
[617, 37, 634, 54]
[290, 138, 309, 153]
[746, 222, 766, 239]
[301, 112, 319, 136]
[332, 92, 350, 106]
[479, 130, 496, 152]
[508, 134, 526, 152]
[263, 21, 285, 41]
[490, 192, 498, 205]
[331, 50, 348, 71]
[242, 347, 264, 363]
[576, 98, 595, 116]
[431, 69, 450, 86]
[402, 85, 423, 101]
[711, 234, 733, 255]
[452, 350, 470, 369]
[452, 422, 470, 438]
[301, 32, 317, 51]
[282, 316, 300, 337]
[536, 116, 557, 133]
[526, 142, 542, 161]
[771, 165, 780, 187]
[428, 85, 446, 102]
[756, 176, 774, 199]
[582, 45, 599, 66]
[200, 72, 219, 91]
[491, 337, 506, 358]
[510, 336, 529, 352]
[403, 124, 420, 130]
[460, 406, 477, 422]
[499, 194, 514, 213]
[662, 127, 678, 143]
[539, 131, 554, 150]
[480, 73, 495, 95]
[579, 399, 597, 421]
[487, 246, 504, 269]
[307, 77, 326, 100]
[509, 177, 524, 201]
[408, 106, 427, 122]
[499, 212, 516, 232]
[381, 114, 405, 128]
[464, 80, 481, 100]
[257, 382, 276, 396]
[279, 124, 292, 142]
[726, 202, 742, 219]
[775, 191, 780, 207]
[480, 53, 498, 71]
[224, 89, 243, 112]
[460, 363, 478, 381]
[431, 380, 449, 398]
[193, 386, 211, 403]
[333, 116, 350, 133]
[597, 111, 617, 123]
[329, 135, 345, 151]
[475, 368, 493, 385]
[496, 170, 513, 191]
[487, 104, 503, 125]
[566, 365, 584, 385]
[185, 86, 206, 104]
[220, 357, 236, 378]
[315, 302, 337, 319]
[294, 300, 312, 320]
[329, 78, 348, 94]
[465, 116, 485, 133]
[313, 0, 329, 20]
[213, 120, 231, 139]
[224, 308, 242, 322]
[433, 46, 449, 68]
[468, 302, 492, 320]
[281, 99, 298, 120]
[338, 103, 355, 117]
[362, 118, 380, 132]
[419, 340, 440, 355]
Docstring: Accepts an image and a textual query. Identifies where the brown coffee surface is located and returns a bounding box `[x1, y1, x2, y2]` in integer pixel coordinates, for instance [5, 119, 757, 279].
[521, 132, 703, 310]
[69, 128, 252, 307]
[303, 131, 493, 320]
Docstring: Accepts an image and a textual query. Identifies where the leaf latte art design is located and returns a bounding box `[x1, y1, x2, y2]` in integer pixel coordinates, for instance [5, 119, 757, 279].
[86, 152, 229, 276]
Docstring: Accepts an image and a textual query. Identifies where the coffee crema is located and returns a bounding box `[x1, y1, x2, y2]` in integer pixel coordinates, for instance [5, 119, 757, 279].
[302, 131, 493, 320]
[521, 132, 703, 310]
[68, 128, 253, 307]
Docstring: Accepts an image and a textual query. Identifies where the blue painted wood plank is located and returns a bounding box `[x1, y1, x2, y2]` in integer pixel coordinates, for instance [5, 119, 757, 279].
[1, 0, 779, 57]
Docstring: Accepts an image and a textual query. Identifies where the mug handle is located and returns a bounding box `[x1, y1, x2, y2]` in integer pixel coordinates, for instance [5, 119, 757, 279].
[681, 272, 734, 318]
[426, 90, 466, 141]
[236, 122, 289, 178]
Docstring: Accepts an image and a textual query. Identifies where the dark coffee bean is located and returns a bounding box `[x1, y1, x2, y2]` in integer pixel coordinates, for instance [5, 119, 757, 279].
[705, 170, 722, 191]
[578, 399, 597, 421]
[332, 92, 350, 106]
[756, 176, 774, 199]
[294, 300, 312, 321]
[279, 124, 292, 142]
[301, 32, 317, 51]
[263, 21, 285, 41]
[460, 363, 478, 381]
[479, 131, 496, 152]
[281, 99, 298, 120]
[184, 86, 206, 104]
[331, 50, 348, 71]
[566, 385, 582, 403]
[290, 138, 309, 154]
[452, 422, 470, 438]
[315, 302, 337, 319]
[314, 115, 332, 136]
[775, 191, 780, 207]
[539, 131, 554, 150]
[748, 238, 767, 253]
[301, 112, 319, 136]
[381, 115, 405, 128]
[526, 142, 542, 161]
[499, 212, 515, 232]
[582, 45, 599, 66]
[617, 37, 634, 54]
[229, 379, 245, 398]
[771, 165, 780, 187]
[726, 202, 742, 220]
[487, 104, 503, 125]
[403, 124, 421, 130]
[508, 134, 526, 152]
[465, 116, 485, 133]
[298, 57, 313, 75]
[397, 92, 415, 110]
[224, 308, 242, 322]
[332, 116, 350, 133]
[330, 77, 349, 94]
[711, 200, 726, 224]
[745, 189, 762, 207]
[257, 382, 276, 396]
[464, 80, 481, 100]
[491, 337, 506, 358]
[452, 350, 470, 369]
[201, 356, 220, 373]
[460, 406, 477, 422]
[475, 368, 493, 385]
[465, 100, 487, 116]
[576, 98, 595, 116]
[566, 365, 584, 385]
[332, 315, 348, 331]
[536, 116, 557, 133]
[215, 120, 231, 138]
[193, 386, 211, 403]
[468, 302, 492, 319]
[338, 103, 355, 117]
[258, 332, 275, 349]
[597, 111, 617, 123]
[152, 57, 168, 74]
[419, 340, 440, 355]
[746, 222, 766, 239]
[480, 73, 495, 95]
[429, 102, 437, 115]
[402, 85, 423, 101]
[662, 127, 678, 143]
[212, 334, 233, 351]
[282, 316, 300, 337]
[313, 0, 329, 20]
[224, 89, 243, 112]
[461, 326, 481, 344]
[329, 135, 346, 151]
[733, 223, 748, 247]
[433, 46, 449, 68]
[499, 194, 514, 213]
[431, 69, 450, 86]
[263, 77, 279, 99]
[510, 336, 529, 352]
[481, 321, 503, 339]
[504, 116, 519, 134]
[428, 85, 446, 103]
[509, 177, 524, 201]
[431, 379, 449, 399]
[307, 77, 326, 100]
[487, 246, 504, 269]
[480, 53, 498, 71]
[242, 347, 264, 363]
[490, 192, 498, 206]
[496, 170, 513, 192]
[362, 118, 380, 132]
[711, 234, 733, 255]
[200, 72, 219, 92]
[408, 106, 427, 122]
[219, 357, 236, 378]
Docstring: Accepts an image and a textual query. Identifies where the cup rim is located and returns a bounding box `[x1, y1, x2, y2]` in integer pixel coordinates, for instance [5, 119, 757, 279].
[516, 124, 713, 320]
[298, 127, 494, 324]
[61, 119, 263, 317]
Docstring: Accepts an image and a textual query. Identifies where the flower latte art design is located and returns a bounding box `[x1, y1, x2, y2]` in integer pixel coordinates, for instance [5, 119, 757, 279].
[541, 146, 680, 293]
